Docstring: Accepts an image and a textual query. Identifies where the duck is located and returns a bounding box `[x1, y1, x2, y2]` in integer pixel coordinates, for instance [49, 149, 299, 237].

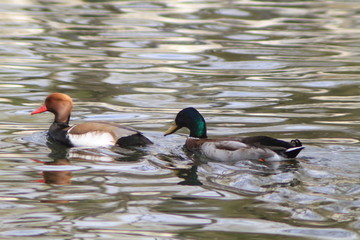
[31, 93, 152, 148]
[164, 107, 304, 162]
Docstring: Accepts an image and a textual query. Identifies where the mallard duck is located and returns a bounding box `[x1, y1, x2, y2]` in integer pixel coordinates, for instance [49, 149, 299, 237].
[164, 107, 304, 161]
[31, 93, 152, 148]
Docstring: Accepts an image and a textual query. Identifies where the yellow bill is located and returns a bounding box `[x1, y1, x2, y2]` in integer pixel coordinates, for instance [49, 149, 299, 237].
[164, 123, 180, 136]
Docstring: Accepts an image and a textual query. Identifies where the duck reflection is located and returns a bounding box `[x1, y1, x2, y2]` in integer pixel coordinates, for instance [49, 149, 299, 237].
[154, 149, 301, 189]
[173, 155, 302, 195]
[43, 159, 72, 185]
[34, 137, 151, 186]
[41, 158, 72, 185]
[175, 166, 202, 186]
[33, 141, 73, 185]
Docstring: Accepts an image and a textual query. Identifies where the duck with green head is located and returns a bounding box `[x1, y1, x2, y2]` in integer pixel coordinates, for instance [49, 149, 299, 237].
[164, 107, 304, 162]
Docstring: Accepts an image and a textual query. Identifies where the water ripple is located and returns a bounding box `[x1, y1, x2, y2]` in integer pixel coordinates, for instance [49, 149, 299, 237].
[0, 0, 359, 239]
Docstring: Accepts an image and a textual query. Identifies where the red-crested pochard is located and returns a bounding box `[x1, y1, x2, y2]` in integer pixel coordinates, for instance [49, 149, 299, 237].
[31, 93, 152, 148]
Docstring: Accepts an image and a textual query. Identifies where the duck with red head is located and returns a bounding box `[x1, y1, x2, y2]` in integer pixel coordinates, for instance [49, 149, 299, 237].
[31, 93, 152, 148]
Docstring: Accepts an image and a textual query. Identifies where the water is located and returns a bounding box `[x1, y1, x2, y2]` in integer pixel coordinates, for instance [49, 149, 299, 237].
[0, 0, 359, 239]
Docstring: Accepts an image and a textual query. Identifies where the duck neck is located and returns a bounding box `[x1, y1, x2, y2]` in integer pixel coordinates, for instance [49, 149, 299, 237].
[50, 121, 69, 131]
[54, 114, 70, 125]
[189, 119, 207, 139]
[53, 105, 71, 125]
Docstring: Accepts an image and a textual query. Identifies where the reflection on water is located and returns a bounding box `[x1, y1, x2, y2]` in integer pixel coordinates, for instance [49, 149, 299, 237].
[0, 0, 359, 239]
[33, 159, 73, 185]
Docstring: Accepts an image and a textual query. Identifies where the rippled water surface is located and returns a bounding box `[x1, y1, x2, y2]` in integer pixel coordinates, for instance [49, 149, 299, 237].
[0, 0, 359, 239]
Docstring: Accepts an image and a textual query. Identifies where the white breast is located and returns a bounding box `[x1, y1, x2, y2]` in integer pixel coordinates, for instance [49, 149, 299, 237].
[67, 131, 115, 147]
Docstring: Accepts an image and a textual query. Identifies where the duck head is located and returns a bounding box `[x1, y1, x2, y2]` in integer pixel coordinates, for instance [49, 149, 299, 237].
[31, 93, 73, 123]
[164, 107, 207, 138]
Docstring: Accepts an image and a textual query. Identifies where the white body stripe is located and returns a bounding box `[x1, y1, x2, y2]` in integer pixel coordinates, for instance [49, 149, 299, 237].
[286, 146, 304, 153]
[67, 131, 116, 147]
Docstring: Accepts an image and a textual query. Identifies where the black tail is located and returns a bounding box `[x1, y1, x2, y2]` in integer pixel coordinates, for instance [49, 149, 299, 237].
[116, 133, 153, 147]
